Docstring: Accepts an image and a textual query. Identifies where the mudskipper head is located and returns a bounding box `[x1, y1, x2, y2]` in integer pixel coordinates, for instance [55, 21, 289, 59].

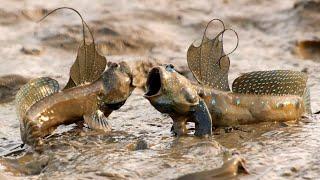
[99, 61, 135, 111]
[144, 64, 199, 114]
[144, 64, 212, 136]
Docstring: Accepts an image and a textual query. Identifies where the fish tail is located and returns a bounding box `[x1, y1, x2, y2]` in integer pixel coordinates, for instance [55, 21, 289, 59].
[302, 86, 312, 114]
[15, 77, 59, 119]
[20, 117, 42, 147]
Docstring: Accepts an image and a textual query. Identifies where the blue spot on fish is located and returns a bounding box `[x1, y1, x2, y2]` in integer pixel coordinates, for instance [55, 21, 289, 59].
[211, 98, 216, 106]
[235, 98, 240, 106]
[165, 64, 175, 72]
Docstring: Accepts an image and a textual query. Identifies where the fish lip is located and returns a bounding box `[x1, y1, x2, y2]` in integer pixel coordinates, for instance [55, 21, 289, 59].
[144, 67, 162, 98]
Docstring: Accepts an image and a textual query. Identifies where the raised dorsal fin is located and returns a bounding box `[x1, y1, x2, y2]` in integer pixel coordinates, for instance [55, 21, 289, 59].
[232, 70, 308, 96]
[68, 43, 106, 87]
[187, 19, 238, 91]
[15, 77, 59, 119]
[37, 7, 107, 89]
[187, 35, 230, 91]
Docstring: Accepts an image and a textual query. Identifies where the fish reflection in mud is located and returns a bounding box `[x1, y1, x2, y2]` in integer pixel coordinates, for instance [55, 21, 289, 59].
[144, 19, 311, 136]
[15, 8, 135, 148]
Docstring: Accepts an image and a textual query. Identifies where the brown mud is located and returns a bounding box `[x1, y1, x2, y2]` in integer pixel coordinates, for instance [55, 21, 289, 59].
[0, 0, 320, 179]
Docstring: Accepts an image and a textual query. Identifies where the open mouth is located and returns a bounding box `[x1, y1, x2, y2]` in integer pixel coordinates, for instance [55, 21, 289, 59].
[144, 68, 161, 97]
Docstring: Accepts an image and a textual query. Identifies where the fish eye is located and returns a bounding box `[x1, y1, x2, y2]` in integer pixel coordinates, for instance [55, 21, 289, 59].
[165, 64, 175, 72]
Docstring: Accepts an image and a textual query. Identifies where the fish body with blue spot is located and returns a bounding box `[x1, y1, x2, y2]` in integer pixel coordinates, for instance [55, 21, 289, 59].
[143, 19, 311, 136]
[144, 66, 310, 136]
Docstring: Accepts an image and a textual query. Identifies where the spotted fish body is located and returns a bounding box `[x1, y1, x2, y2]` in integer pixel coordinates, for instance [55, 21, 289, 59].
[232, 70, 307, 96]
[145, 19, 310, 135]
[15, 62, 134, 147]
[199, 70, 310, 126]
[199, 85, 307, 127]
[144, 66, 310, 135]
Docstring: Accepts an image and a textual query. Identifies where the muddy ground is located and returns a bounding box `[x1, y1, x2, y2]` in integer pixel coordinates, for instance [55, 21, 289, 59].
[0, 0, 320, 179]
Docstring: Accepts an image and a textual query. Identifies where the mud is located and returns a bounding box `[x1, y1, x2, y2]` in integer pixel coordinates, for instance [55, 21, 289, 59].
[0, 75, 29, 104]
[0, 0, 320, 179]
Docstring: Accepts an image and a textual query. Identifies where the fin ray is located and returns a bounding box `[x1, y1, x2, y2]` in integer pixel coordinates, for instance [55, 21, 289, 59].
[187, 35, 230, 91]
[65, 43, 106, 89]
[15, 77, 59, 119]
[303, 86, 312, 114]
[232, 70, 308, 96]
[193, 99, 212, 136]
[84, 110, 111, 131]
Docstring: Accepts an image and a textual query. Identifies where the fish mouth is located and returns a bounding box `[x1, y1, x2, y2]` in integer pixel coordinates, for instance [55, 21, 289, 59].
[144, 67, 162, 97]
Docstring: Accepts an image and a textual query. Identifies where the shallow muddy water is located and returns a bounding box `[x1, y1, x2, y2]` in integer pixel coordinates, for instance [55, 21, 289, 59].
[0, 0, 320, 179]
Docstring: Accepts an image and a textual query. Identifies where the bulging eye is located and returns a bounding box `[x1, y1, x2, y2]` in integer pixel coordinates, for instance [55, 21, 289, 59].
[108, 62, 119, 69]
[165, 64, 175, 72]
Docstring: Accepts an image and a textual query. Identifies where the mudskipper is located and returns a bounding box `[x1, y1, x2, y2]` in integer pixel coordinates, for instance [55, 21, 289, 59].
[144, 19, 311, 136]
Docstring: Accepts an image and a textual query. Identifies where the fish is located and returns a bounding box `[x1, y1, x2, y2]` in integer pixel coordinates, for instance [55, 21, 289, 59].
[16, 61, 134, 147]
[144, 19, 311, 136]
[15, 8, 135, 147]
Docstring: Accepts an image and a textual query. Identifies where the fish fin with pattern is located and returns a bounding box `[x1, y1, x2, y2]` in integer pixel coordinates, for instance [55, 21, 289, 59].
[193, 99, 212, 136]
[232, 70, 308, 96]
[15, 77, 60, 119]
[302, 86, 312, 114]
[38, 7, 107, 89]
[83, 110, 111, 132]
[187, 19, 238, 91]
[16, 77, 59, 147]
[66, 43, 107, 89]
[64, 77, 77, 89]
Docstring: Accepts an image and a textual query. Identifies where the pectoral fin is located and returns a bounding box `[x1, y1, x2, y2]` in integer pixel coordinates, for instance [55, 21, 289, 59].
[193, 99, 212, 136]
[83, 110, 111, 132]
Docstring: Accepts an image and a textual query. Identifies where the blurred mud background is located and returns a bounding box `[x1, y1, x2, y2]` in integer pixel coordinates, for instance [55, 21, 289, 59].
[0, 0, 320, 179]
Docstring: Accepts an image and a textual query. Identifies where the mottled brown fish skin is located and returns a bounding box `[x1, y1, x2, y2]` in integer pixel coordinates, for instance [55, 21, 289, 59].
[199, 87, 305, 127]
[18, 62, 134, 147]
[232, 70, 307, 96]
[144, 65, 306, 135]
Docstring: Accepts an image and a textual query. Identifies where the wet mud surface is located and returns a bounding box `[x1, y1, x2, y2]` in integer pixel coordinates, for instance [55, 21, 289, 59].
[1, 0, 320, 179]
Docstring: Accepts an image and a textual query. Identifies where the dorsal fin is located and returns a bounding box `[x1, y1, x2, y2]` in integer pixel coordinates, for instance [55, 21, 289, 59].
[68, 43, 106, 87]
[37, 7, 107, 89]
[187, 19, 238, 91]
[232, 70, 308, 96]
[187, 36, 230, 91]
[15, 77, 59, 118]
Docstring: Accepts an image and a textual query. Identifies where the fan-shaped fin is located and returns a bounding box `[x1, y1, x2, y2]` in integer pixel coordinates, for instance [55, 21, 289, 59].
[232, 70, 308, 96]
[84, 110, 111, 132]
[38, 7, 107, 89]
[187, 19, 232, 91]
[187, 36, 230, 90]
[66, 43, 107, 88]
[64, 77, 77, 89]
[15, 77, 60, 119]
